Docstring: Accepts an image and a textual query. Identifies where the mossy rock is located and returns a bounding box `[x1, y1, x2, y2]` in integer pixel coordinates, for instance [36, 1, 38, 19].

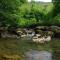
[49, 26, 60, 32]
[35, 26, 49, 31]
[55, 29, 60, 33]
[35, 29, 44, 35]
[45, 31, 54, 37]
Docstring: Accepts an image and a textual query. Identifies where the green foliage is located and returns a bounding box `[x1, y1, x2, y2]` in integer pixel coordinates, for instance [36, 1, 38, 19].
[50, 0, 60, 26]
[17, 17, 37, 27]
[18, 3, 52, 26]
[0, 0, 20, 27]
[0, 0, 20, 13]
[53, 0, 60, 17]
[53, 14, 60, 25]
[0, 0, 60, 27]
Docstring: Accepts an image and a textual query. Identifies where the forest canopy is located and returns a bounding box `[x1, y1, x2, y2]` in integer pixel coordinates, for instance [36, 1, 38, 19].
[0, 0, 60, 28]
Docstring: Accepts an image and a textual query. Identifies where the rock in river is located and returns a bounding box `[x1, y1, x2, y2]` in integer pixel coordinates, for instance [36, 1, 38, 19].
[25, 50, 52, 60]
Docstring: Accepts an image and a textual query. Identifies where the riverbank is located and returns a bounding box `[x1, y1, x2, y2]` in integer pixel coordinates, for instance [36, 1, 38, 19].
[0, 26, 60, 38]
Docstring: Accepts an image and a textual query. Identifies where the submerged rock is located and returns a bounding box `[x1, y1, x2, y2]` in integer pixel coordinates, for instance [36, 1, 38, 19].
[25, 50, 52, 60]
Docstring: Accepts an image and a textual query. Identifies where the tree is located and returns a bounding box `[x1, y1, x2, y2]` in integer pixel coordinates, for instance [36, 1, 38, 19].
[0, 0, 20, 27]
[52, 0, 60, 16]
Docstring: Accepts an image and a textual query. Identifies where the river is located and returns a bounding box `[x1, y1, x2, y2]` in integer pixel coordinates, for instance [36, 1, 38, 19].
[0, 38, 60, 60]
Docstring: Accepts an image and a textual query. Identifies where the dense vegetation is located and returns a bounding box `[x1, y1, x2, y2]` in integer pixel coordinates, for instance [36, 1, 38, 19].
[0, 0, 60, 28]
[0, 1, 60, 60]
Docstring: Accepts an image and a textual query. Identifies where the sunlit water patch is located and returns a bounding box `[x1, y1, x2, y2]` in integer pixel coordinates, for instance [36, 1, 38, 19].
[25, 50, 52, 60]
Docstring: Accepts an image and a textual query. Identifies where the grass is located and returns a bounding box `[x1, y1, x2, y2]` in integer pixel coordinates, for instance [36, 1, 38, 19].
[0, 38, 60, 60]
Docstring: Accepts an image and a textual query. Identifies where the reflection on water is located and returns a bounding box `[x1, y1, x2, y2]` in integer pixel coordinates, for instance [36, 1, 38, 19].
[25, 50, 52, 60]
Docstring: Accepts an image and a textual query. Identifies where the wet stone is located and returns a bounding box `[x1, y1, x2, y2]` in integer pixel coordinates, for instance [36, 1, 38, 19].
[25, 50, 52, 60]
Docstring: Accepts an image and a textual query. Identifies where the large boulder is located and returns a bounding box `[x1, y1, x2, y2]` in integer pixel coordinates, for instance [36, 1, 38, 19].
[25, 50, 52, 60]
[49, 26, 60, 38]
[7, 27, 20, 37]
[0, 27, 7, 38]
[35, 26, 49, 31]
[44, 31, 54, 37]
